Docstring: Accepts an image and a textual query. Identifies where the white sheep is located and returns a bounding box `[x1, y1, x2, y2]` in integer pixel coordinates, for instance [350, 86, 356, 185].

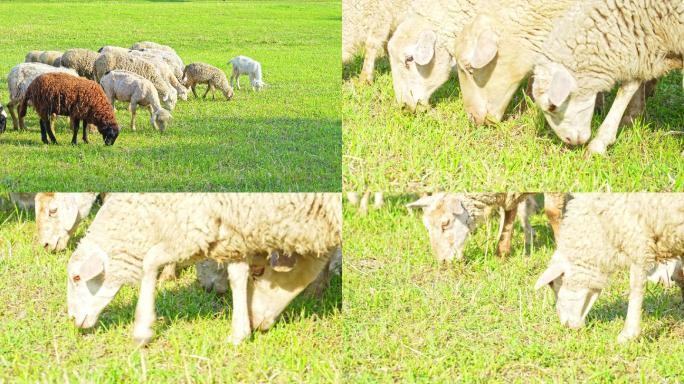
[66, 193, 341, 345]
[127, 50, 188, 100]
[130, 41, 177, 54]
[227, 56, 266, 91]
[136, 48, 185, 81]
[531, 1, 684, 154]
[5, 62, 78, 131]
[100, 70, 173, 132]
[25, 50, 63, 66]
[343, 0, 413, 83]
[60, 48, 100, 79]
[406, 193, 544, 263]
[386, 0, 480, 111]
[35, 193, 99, 252]
[535, 193, 684, 343]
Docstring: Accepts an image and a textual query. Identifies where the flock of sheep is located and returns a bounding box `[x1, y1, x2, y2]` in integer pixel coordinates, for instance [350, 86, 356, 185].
[343, 0, 684, 154]
[7, 192, 341, 346]
[406, 192, 684, 343]
[0, 42, 267, 145]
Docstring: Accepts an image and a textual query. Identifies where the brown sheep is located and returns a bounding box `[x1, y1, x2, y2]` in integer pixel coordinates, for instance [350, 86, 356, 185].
[19, 73, 120, 145]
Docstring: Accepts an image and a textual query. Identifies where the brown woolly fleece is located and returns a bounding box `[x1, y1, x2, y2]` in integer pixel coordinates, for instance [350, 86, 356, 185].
[19, 72, 119, 145]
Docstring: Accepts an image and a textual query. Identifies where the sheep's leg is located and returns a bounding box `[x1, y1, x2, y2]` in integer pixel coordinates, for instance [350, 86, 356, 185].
[346, 192, 360, 206]
[191, 84, 198, 98]
[70, 118, 80, 145]
[202, 84, 211, 99]
[497, 206, 518, 257]
[588, 81, 641, 155]
[359, 191, 370, 216]
[617, 263, 647, 343]
[132, 244, 172, 345]
[360, 39, 380, 84]
[158, 263, 177, 281]
[227, 261, 251, 345]
[7, 100, 19, 130]
[129, 102, 138, 131]
[234, 72, 241, 90]
[45, 118, 58, 144]
[373, 192, 384, 209]
[544, 194, 563, 242]
[39, 119, 49, 144]
[81, 120, 89, 143]
[49, 114, 57, 137]
[620, 79, 657, 127]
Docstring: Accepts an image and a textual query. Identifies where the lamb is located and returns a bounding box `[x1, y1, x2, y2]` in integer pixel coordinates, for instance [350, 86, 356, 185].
[19, 73, 120, 145]
[534, 193, 684, 343]
[342, 0, 413, 83]
[387, 0, 480, 111]
[35, 193, 99, 252]
[100, 70, 173, 132]
[6, 63, 79, 131]
[182, 62, 234, 100]
[127, 50, 188, 100]
[25, 50, 63, 66]
[59, 48, 99, 79]
[228, 56, 266, 91]
[93, 52, 177, 110]
[531, 1, 684, 154]
[66, 193, 341, 345]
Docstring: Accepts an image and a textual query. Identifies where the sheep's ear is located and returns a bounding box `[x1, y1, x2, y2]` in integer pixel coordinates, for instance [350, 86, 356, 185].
[470, 29, 498, 69]
[548, 66, 576, 106]
[406, 195, 437, 210]
[58, 197, 79, 232]
[535, 262, 566, 290]
[79, 252, 105, 282]
[414, 30, 436, 66]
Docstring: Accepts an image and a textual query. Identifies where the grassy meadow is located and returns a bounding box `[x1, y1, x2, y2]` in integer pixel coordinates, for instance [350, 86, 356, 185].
[343, 58, 684, 192]
[343, 195, 684, 381]
[0, 197, 342, 382]
[0, 1, 341, 191]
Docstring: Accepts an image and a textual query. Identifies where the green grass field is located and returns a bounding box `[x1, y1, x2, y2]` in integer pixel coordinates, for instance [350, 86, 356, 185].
[0, 197, 342, 382]
[343, 195, 684, 381]
[0, 1, 341, 191]
[343, 59, 684, 192]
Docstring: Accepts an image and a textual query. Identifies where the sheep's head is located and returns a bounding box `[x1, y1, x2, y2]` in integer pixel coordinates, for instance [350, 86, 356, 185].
[535, 252, 604, 329]
[387, 22, 452, 112]
[0, 105, 6, 133]
[251, 79, 266, 91]
[222, 86, 234, 101]
[455, 15, 531, 125]
[177, 86, 188, 101]
[35, 193, 80, 251]
[532, 61, 595, 145]
[98, 124, 119, 145]
[406, 194, 472, 264]
[152, 109, 172, 132]
[67, 241, 122, 329]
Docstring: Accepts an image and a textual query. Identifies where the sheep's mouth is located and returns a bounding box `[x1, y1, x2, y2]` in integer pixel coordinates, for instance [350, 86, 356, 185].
[101, 128, 119, 145]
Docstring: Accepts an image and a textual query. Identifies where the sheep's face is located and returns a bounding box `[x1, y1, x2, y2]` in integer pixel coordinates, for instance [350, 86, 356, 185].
[98, 125, 119, 145]
[177, 87, 188, 101]
[0, 105, 7, 133]
[533, 62, 595, 145]
[222, 87, 234, 101]
[388, 23, 452, 112]
[406, 194, 471, 264]
[35, 193, 80, 252]
[152, 109, 172, 132]
[251, 79, 265, 91]
[455, 16, 531, 125]
[67, 243, 122, 329]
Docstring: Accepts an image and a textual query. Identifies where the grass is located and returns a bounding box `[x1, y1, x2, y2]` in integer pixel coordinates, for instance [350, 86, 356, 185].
[343, 58, 684, 192]
[343, 195, 684, 382]
[0, 1, 341, 191]
[0, 197, 342, 382]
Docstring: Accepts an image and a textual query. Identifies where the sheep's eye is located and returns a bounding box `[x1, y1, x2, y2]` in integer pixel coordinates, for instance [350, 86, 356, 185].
[548, 104, 557, 113]
[49, 208, 58, 217]
[72, 275, 81, 282]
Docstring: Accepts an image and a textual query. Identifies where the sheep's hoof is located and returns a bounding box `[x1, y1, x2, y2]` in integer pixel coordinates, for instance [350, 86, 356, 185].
[616, 328, 639, 344]
[587, 140, 609, 156]
[132, 327, 154, 346]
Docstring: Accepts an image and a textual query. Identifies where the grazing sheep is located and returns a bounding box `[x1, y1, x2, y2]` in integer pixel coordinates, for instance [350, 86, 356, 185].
[25, 50, 63, 66]
[138, 48, 184, 80]
[6, 63, 79, 131]
[407, 193, 540, 263]
[94, 52, 176, 110]
[342, 0, 413, 83]
[387, 0, 480, 111]
[535, 193, 684, 343]
[60, 48, 99, 79]
[35, 193, 99, 252]
[182, 62, 234, 100]
[66, 193, 341, 345]
[128, 50, 188, 100]
[228, 56, 266, 90]
[100, 70, 172, 132]
[531, 1, 684, 154]
[19, 73, 120, 145]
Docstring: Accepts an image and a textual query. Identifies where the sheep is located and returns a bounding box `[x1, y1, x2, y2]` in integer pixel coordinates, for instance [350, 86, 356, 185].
[130, 41, 177, 54]
[66, 193, 341, 345]
[25, 50, 63, 66]
[386, 0, 480, 111]
[35, 193, 99, 252]
[6, 63, 79, 131]
[97, 46, 130, 55]
[342, 0, 413, 83]
[406, 193, 542, 263]
[127, 50, 188, 100]
[531, 1, 684, 154]
[182, 62, 234, 100]
[24, 51, 42, 63]
[59, 48, 99, 79]
[19, 72, 120, 145]
[534, 193, 684, 343]
[100, 70, 173, 132]
[138, 49, 184, 81]
[228, 56, 266, 91]
[93, 52, 177, 110]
